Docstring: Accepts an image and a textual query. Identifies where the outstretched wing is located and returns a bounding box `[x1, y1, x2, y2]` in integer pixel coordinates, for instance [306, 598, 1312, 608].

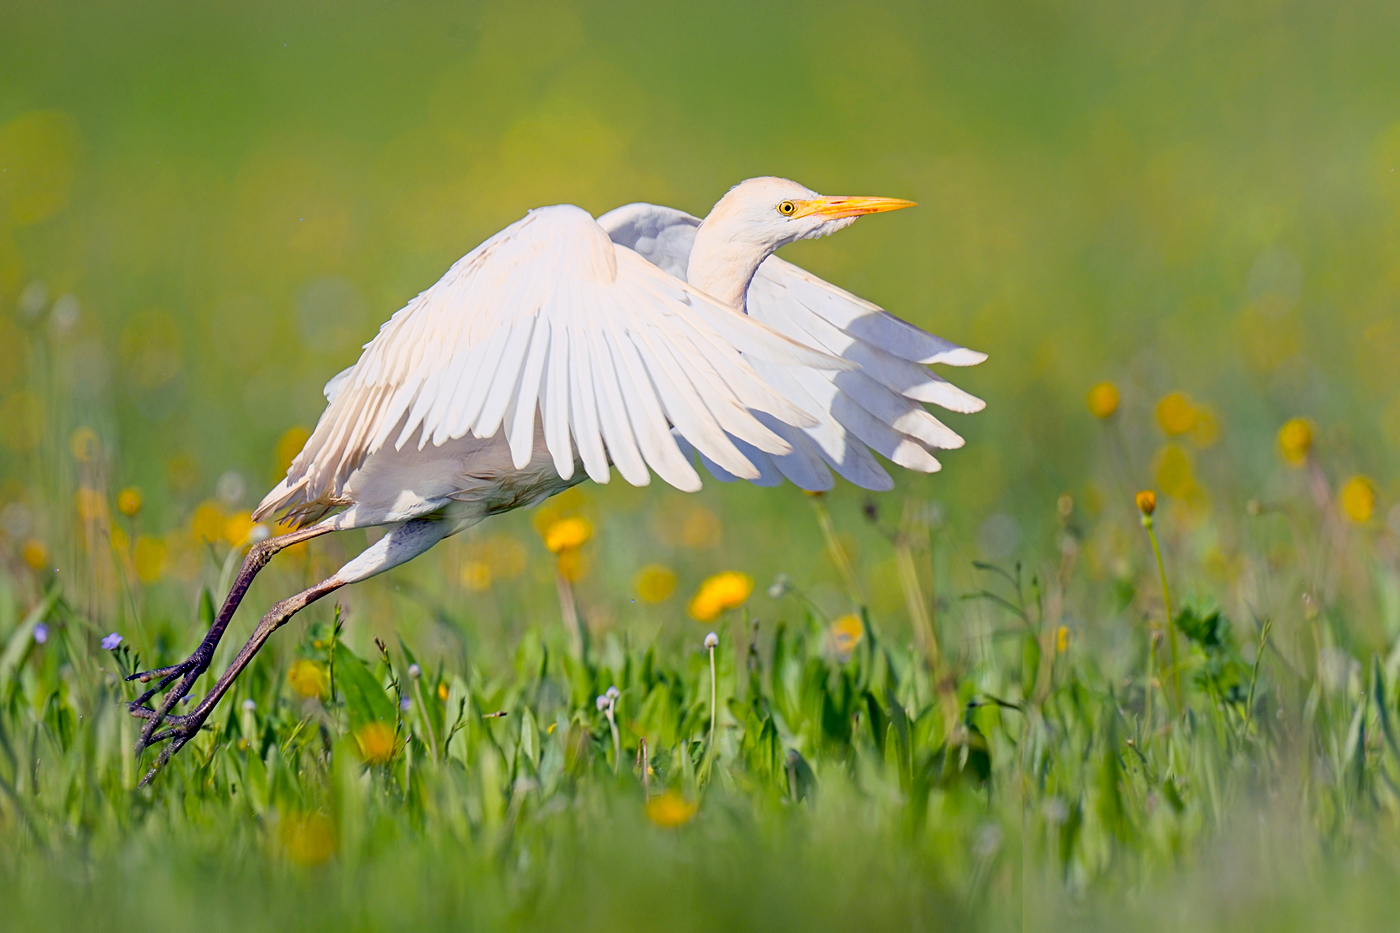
[259, 204, 843, 522]
[598, 202, 985, 492]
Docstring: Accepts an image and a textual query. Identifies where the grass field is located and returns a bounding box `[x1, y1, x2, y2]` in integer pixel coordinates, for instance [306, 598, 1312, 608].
[5, 1, 1400, 930]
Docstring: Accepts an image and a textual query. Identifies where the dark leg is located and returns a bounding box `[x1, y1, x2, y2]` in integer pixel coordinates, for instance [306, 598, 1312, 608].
[134, 573, 347, 787]
[131, 517, 455, 785]
[127, 522, 333, 750]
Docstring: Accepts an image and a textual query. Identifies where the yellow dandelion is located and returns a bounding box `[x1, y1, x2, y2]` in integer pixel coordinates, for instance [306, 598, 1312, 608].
[830, 613, 864, 656]
[543, 515, 592, 553]
[644, 790, 697, 828]
[353, 721, 397, 764]
[634, 564, 677, 603]
[287, 658, 329, 699]
[133, 535, 167, 583]
[117, 486, 143, 516]
[280, 812, 336, 866]
[273, 426, 311, 480]
[1340, 476, 1376, 523]
[1156, 392, 1198, 436]
[1135, 490, 1157, 516]
[460, 559, 492, 592]
[1278, 418, 1312, 466]
[688, 571, 753, 622]
[190, 500, 227, 543]
[1056, 625, 1070, 653]
[437, 681, 449, 702]
[22, 539, 48, 571]
[1086, 382, 1119, 419]
[223, 511, 255, 546]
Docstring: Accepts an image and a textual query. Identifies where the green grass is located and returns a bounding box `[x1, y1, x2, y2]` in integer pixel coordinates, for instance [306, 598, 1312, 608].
[5, 471, 1400, 932]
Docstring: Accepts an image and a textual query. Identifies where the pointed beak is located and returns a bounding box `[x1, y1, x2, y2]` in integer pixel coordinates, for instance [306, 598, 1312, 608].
[792, 195, 917, 220]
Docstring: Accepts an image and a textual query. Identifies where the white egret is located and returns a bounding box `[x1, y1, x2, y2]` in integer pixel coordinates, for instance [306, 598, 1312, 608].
[126, 176, 985, 780]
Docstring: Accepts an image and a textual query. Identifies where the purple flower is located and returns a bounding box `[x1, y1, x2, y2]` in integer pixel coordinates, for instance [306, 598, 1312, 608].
[100, 632, 122, 650]
[399, 696, 411, 712]
[33, 623, 48, 645]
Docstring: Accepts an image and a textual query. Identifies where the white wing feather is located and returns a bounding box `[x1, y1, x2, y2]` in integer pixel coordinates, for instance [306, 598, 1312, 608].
[268, 204, 842, 518]
[598, 202, 986, 493]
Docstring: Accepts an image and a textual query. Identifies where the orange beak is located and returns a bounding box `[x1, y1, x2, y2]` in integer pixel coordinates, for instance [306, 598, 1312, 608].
[791, 195, 917, 220]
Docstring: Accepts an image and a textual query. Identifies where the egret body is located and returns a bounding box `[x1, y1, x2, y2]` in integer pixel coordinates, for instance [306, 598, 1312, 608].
[126, 176, 985, 783]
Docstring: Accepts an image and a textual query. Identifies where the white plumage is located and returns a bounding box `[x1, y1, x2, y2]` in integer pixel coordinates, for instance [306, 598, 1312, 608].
[127, 177, 985, 774]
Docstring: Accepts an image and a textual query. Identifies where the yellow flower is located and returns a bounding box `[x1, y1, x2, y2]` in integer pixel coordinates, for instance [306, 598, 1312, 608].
[190, 500, 227, 544]
[1086, 382, 1119, 419]
[280, 812, 336, 866]
[22, 539, 48, 571]
[1278, 418, 1312, 466]
[223, 511, 255, 546]
[688, 571, 753, 622]
[117, 487, 143, 516]
[133, 535, 167, 583]
[634, 564, 677, 603]
[353, 721, 397, 764]
[460, 559, 492, 592]
[273, 426, 311, 480]
[543, 515, 592, 553]
[1055, 625, 1070, 653]
[830, 614, 864, 657]
[437, 681, 449, 702]
[1135, 490, 1157, 516]
[1340, 476, 1376, 523]
[1156, 392, 1199, 436]
[287, 658, 329, 699]
[644, 790, 697, 828]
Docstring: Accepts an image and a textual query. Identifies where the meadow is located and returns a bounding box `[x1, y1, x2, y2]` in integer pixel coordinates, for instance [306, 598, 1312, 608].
[4, 1, 1400, 929]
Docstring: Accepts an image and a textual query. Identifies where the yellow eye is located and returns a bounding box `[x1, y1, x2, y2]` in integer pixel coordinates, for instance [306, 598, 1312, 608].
[777, 200, 796, 216]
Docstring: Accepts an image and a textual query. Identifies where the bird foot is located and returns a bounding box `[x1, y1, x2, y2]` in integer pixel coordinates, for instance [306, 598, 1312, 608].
[125, 648, 213, 761]
[134, 710, 212, 788]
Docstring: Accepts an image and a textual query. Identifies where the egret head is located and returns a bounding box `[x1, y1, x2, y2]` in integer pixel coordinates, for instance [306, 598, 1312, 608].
[704, 176, 916, 251]
[688, 177, 915, 309]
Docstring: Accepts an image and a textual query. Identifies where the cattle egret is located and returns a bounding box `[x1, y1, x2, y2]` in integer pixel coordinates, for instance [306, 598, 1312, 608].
[126, 176, 985, 781]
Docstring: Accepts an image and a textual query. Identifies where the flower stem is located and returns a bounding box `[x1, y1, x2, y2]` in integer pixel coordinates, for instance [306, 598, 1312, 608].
[1143, 514, 1181, 709]
[708, 643, 717, 751]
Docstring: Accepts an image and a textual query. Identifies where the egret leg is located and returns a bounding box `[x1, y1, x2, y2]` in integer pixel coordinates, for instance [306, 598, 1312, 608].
[126, 523, 334, 746]
[133, 518, 455, 783]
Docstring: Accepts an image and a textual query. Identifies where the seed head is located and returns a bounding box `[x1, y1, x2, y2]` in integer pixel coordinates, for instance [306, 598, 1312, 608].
[606, 685, 620, 700]
[704, 631, 718, 649]
[407, 663, 421, 679]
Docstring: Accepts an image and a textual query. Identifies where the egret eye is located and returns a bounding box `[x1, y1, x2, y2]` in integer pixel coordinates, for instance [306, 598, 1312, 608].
[777, 200, 796, 216]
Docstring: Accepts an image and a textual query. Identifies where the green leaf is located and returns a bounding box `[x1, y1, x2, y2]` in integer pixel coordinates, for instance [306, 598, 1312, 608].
[333, 642, 396, 731]
[198, 586, 216, 629]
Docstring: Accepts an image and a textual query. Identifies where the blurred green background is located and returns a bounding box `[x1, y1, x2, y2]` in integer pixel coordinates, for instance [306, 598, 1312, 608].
[2, 0, 1399, 649]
